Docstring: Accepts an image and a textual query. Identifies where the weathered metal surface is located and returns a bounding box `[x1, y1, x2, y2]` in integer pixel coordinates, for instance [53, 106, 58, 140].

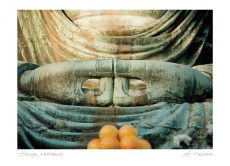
[17, 10, 213, 149]
[18, 60, 212, 106]
[113, 60, 212, 106]
[17, 60, 213, 149]
[18, 60, 114, 106]
[18, 10, 212, 66]
[18, 96, 212, 149]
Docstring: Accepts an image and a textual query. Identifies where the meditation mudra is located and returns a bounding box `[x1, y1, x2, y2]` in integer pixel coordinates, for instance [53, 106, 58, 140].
[17, 10, 213, 149]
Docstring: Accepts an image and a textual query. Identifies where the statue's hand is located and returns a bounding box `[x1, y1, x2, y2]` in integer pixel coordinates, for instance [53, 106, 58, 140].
[18, 60, 114, 106]
[114, 60, 212, 106]
[18, 60, 212, 106]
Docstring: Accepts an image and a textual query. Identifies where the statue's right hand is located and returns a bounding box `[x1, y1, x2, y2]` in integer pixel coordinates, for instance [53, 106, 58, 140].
[18, 60, 114, 106]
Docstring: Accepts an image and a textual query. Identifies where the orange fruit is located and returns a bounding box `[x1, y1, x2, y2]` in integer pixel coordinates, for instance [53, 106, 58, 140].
[99, 125, 118, 139]
[100, 136, 120, 149]
[137, 139, 152, 149]
[118, 125, 137, 140]
[120, 135, 138, 149]
[87, 138, 101, 149]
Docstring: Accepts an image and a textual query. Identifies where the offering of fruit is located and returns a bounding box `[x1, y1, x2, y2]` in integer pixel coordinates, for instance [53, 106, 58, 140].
[87, 124, 152, 149]
[137, 139, 152, 149]
[99, 124, 119, 139]
[100, 136, 120, 149]
[87, 138, 101, 149]
[120, 135, 138, 149]
[118, 125, 137, 140]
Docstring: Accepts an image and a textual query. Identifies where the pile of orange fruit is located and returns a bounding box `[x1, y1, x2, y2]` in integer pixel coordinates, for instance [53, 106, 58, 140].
[87, 124, 151, 149]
